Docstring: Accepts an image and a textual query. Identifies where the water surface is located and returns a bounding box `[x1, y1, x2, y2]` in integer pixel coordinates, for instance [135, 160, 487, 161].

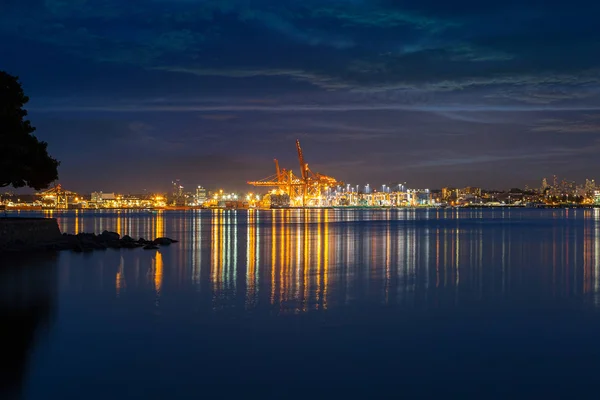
[4, 208, 600, 398]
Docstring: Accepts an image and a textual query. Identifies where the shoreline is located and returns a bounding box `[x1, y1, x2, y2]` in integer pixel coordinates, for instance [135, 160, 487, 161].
[2, 204, 600, 212]
[0, 217, 178, 254]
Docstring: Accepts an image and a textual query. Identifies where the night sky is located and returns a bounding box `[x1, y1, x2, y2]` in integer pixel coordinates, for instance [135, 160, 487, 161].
[2, 0, 600, 193]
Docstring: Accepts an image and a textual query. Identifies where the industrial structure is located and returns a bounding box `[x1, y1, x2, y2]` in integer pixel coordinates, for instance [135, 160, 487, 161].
[36, 184, 77, 209]
[248, 140, 343, 207]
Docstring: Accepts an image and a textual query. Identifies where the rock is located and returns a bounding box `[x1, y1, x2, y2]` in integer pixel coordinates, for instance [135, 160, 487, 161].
[121, 241, 142, 249]
[82, 239, 106, 250]
[3, 228, 177, 254]
[100, 230, 120, 241]
[153, 237, 178, 245]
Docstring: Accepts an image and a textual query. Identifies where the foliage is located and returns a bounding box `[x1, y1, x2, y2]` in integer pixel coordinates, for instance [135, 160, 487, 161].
[0, 71, 59, 190]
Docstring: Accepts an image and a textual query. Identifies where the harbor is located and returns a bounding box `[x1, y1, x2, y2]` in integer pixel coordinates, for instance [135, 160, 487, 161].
[2, 141, 600, 211]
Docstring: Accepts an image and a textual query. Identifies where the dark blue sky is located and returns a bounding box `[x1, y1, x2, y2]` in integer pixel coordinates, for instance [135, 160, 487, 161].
[2, 0, 600, 192]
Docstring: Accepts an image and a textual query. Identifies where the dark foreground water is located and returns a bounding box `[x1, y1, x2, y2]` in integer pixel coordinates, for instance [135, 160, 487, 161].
[3, 208, 600, 398]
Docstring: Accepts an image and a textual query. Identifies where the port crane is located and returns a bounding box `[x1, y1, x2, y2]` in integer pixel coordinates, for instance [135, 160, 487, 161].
[36, 184, 76, 209]
[247, 140, 342, 206]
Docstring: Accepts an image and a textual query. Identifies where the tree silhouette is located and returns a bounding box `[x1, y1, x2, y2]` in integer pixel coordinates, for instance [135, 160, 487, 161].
[0, 71, 59, 190]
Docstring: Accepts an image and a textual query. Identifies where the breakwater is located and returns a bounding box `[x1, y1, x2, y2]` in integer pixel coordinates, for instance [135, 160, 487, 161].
[0, 218, 62, 251]
[0, 218, 177, 253]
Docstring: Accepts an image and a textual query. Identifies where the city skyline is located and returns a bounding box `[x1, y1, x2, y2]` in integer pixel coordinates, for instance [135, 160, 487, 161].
[2, 1, 600, 192]
[3, 174, 599, 198]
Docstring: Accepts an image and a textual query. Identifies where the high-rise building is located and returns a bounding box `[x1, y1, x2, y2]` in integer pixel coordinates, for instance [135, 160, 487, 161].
[585, 179, 596, 196]
[171, 180, 185, 206]
[195, 186, 207, 205]
[441, 187, 457, 201]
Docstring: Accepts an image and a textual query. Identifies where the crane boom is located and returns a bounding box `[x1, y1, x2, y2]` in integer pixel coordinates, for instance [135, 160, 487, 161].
[296, 139, 307, 180]
[249, 140, 343, 207]
[274, 159, 281, 182]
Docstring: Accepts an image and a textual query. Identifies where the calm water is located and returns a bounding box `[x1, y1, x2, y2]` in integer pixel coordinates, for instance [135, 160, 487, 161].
[4, 208, 600, 398]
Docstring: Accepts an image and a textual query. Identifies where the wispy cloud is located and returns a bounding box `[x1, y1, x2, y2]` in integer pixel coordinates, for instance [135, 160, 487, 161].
[293, 132, 394, 142]
[199, 114, 239, 121]
[532, 114, 600, 133]
[491, 88, 598, 104]
[404, 148, 580, 169]
[302, 121, 397, 134]
[30, 99, 600, 113]
[433, 111, 507, 124]
[155, 66, 600, 96]
[153, 66, 352, 90]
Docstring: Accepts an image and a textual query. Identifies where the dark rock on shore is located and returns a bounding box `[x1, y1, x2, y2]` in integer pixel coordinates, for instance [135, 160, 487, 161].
[100, 230, 120, 241]
[0, 218, 178, 253]
[1, 233, 179, 253]
[153, 237, 179, 245]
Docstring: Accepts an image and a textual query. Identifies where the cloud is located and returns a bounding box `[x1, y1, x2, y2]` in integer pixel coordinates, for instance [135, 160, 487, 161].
[237, 8, 355, 49]
[153, 66, 352, 90]
[294, 132, 394, 142]
[532, 115, 600, 133]
[128, 121, 155, 134]
[433, 111, 505, 124]
[199, 114, 239, 121]
[404, 147, 581, 169]
[446, 45, 514, 62]
[29, 97, 600, 113]
[155, 66, 600, 96]
[4, 0, 600, 104]
[309, 5, 459, 32]
[302, 121, 396, 134]
[491, 88, 599, 104]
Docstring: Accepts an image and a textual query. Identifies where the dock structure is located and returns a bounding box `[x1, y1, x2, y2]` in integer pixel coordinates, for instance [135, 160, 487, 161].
[247, 140, 343, 207]
[36, 184, 77, 209]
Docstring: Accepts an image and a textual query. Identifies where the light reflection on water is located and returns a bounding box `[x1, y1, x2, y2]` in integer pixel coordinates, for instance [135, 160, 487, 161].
[24, 208, 600, 311]
[9, 208, 600, 398]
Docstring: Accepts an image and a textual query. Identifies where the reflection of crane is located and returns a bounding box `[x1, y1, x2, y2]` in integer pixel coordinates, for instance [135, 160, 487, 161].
[248, 140, 343, 206]
[36, 184, 76, 209]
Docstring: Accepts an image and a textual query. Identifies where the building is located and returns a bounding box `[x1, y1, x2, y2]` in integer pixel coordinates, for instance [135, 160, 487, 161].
[441, 187, 458, 202]
[171, 180, 185, 206]
[195, 186, 207, 205]
[585, 179, 596, 197]
[91, 192, 116, 202]
[462, 187, 482, 197]
[409, 189, 432, 206]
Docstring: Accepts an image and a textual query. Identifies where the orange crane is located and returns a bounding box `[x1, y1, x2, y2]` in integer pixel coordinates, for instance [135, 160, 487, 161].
[247, 140, 343, 206]
[36, 184, 77, 209]
[274, 159, 282, 182]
